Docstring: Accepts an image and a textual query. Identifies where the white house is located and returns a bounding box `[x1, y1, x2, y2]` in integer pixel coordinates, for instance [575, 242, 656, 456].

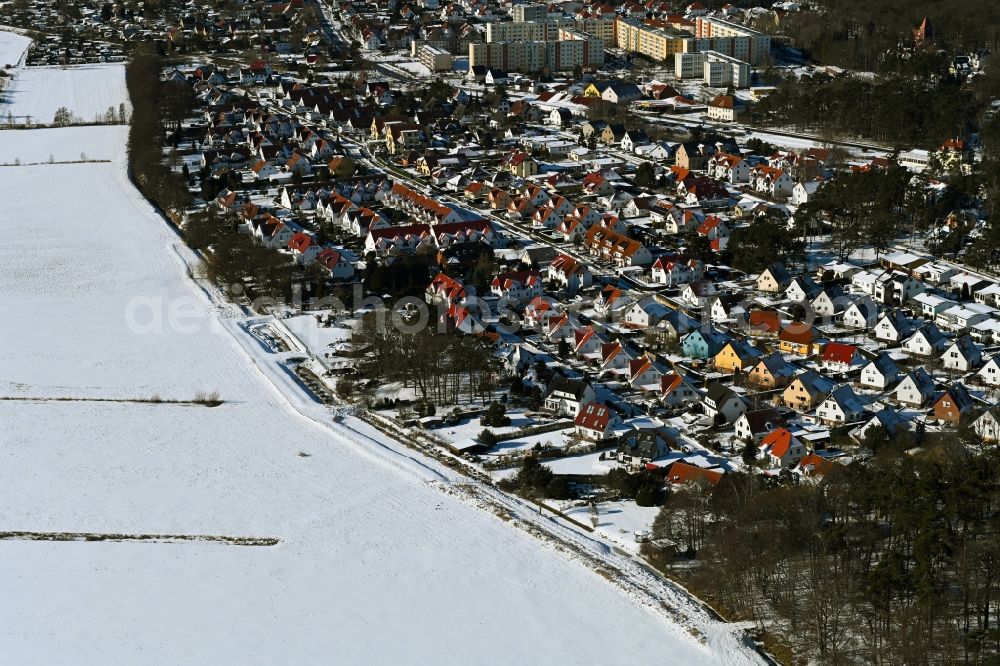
[785, 276, 821, 304]
[574, 402, 621, 441]
[660, 373, 700, 407]
[842, 297, 878, 329]
[816, 385, 866, 425]
[902, 324, 948, 357]
[912, 292, 956, 320]
[855, 408, 910, 443]
[711, 294, 746, 323]
[651, 256, 703, 286]
[792, 180, 822, 206]
[622, 297, 673, 329]
[546, 254, 592, 293]
[628, 355, 669, 389]
[316, 248, 355, 280]
[811, 287, 847, 318]
[942, 335, 982, 372]
[875, 271, 924, 306]
[681, 280, 718, 308]
[543, 377, 596, 417]
[894, 368, 937, 406]
[758, 428, 807, 468]
[703, 383, 747, 423]
[937, 304, 992, 332]
[707, 152, 750, 183]
[490, 270, 543, 304]
[973, 407, 1000, 443]
[860, 353, 901, 390]
[749, 165, 794, 198]
[978, 356, 1000, 386]
[874, 311, 913, 343]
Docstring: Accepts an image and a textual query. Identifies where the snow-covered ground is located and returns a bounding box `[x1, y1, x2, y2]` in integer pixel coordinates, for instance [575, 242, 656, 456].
[0, 124, 121, 162]
[0, 29, 30, 68]
[0, 53, 763, 665]
[0, 63, 129, 125]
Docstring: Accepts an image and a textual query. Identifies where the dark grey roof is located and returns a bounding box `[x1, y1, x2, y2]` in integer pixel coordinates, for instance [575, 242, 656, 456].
[545, 376, 590, 400]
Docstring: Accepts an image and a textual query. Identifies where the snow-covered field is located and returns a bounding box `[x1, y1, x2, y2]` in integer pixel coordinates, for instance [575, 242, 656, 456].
[0, 124, 122, 162]
[0, 29, 30, 68]
[0, 63, 129, 125]
[0, 51, 762, 665]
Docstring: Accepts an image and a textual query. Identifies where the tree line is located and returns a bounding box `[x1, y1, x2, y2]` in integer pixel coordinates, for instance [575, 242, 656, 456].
[125, 46, 192, 220]
[753, 64, 981, 150]
[649, 441, 1000, 664]
[352, 311, 500, 407]
[780, 0, 1000, 73]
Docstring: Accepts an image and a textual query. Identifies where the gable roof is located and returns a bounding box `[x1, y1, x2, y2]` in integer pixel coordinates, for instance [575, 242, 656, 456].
[664, 461, 724, 487]
[760, 427, 798, 458]
[822, 342, 858, 365]
[575, 402, 615, 430]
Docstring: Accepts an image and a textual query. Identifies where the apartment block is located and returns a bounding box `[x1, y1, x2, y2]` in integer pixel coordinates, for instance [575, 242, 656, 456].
[615, 17, 687, 61]
[487, 18, 615, 46]
[674, 50, 750, 88]
[693, 17, 771, 65]
[469, 34, 603, 72]
[416, 44, 455, 72]
[512, 3, 548, 22]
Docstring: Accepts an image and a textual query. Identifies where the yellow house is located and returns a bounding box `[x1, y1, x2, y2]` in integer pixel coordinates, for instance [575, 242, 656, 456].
[505, 153, 538, 178]
[777, 324, 814, 356]
[782, 371, 833, 411]
[748, 355, 795, 389]
[583, 83, 603, 97]
[714, 340, 762, 374]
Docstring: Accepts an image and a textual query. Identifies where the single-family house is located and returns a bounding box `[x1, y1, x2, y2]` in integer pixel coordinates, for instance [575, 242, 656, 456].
[758, 428, 807, 468]
[622, 297, 673, 329]
[894, 368, 937, 406]
[842, 297, 878, 329]
[932, 383, 975, 423]
[747, 353, 797, 389]
[735, 408, 786, 443]
[546, 254, 593, 293]
[616, 428, 673, 469]
[544, 377, 596, 417]
[714, 340, 764, 374]
[575, 402, 621, 440]
[660, 373, 700, 407]
[756, 263, 791, 293]
[681, 329, 728, 359]
[977, 356, 1000, 386]
[778, 324, 816, 357]
[703, 382, 747, 423]
[821, 342, 863, 374]
[681, 280, 718, 308]
[816, 385, 866, 425]
[902, 324, 948, 357]
[874, 311, 914, 343]
[972, 407, 1000, 442]
[942, 335, 982, 372]
[783, 371, 836, 411]
[860, 353, 901, 390]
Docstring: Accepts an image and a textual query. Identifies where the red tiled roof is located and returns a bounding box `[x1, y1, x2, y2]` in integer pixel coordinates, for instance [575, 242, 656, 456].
[822, 342, 857, 365]
[664, 461, 723, 486]
[575, 402, 614, 430]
